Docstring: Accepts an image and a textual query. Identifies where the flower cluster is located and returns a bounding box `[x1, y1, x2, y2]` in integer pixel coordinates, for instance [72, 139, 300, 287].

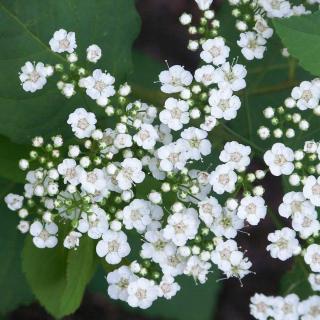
[228, 0, 319, 60]
[258, 79, 320, 140]
[250, 293, 320, 319]
[8, 1, 274, 308]
[9, 0, 320, 314]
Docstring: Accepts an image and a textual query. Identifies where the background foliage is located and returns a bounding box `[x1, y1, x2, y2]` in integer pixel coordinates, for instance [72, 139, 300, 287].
[0, 0, 319, 319]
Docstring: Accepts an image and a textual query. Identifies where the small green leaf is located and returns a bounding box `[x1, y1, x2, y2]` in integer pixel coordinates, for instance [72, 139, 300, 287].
[273, 11, 320, 76]
[22, 234, 96, 318]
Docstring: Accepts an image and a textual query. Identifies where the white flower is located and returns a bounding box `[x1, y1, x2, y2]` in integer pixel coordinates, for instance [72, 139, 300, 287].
[122, 199, 152, 233]
[194, 0, 213, 10]
[291, 81, 320, 110]
[116, 158, 145, 190]
[304, 140, 318, 153]
[127, 278, 159, 309]
[17, 221, 30, 234]
[263, 143, 294, 176]
[158, 275, 180, 299]
[250, 293, 274, 320]
[163, 208, 200, 246]
[209, 164, 237, 195]
[219, 141, 251, 171]
[180, 127, 211, 160]
[159, 252, 185, 277]
[61, 83, 75, 98]
[57, 159, 82, 185]
[184, 255, 211, 284]
[79, 168, 107, 194]
[77, 206, 109, 239]
[237, 32, 266, 60]
[133, 124, 158, 150]
[211, 208, 244, 238]
[200, 115, 217, 132]
[304, 244, 320, 273]
[19, 62, 49, 92]
[30, 221, 58, 249]
[86, 44, 102, 63]
[67, 108, 97, 139]
[198, 197, 222, 227]
[303, 176, 320, 206]
[107, 266, 138, 301]
[237, 195, 267, 226]
[157, 142, 188, 172]
[49, 29, 76, 53]
[159, 98, 190, 131]
[209, 87, 241, 120]
[279, 192, 314, 218]
[267, 227, 301, 261]
[213, 62, 247, 91]
[79, 69, 115, 105]
[298, 296, 320, 319]
[159, 65, 192, 94]
[273, 294, 300, 320]
[63, 231, 82, 249]
[194, 65, 216, 86]
[254, 16, 274, 39]
[200, 37, 230, 66]
[141, 230, 176, 264]
[96, 230, 130, 264]
[222, 250, 252, 279]
[292, 210, 320, 239]
[114, 133, 133, 149]
[5, 193, 24, 211]
[258, 0, 291, 18]
[211, 238, 239, 271]
[308, 273, 320, 291]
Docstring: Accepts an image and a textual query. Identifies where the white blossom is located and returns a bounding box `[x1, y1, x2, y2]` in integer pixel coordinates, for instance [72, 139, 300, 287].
[29, 221, 58, 248]
[200, 37, 230, 66]
[267, 227, 301, 261]
[159, 65, 192, 94]
[263, 143, 294, 176]
[67, 108, 97, 139]
[49, 29, 76, 53]
[96, 230, 131, 264]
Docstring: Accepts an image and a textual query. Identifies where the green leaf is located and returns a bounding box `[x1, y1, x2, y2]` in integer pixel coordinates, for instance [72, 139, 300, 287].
[0, 0, 140, 144]
[280, 258, 313, 299]
[273, 11, 320, 77]
[22, 235, 96, 318]
[0, 135, 29, 183]
[0, 180, 33, 315]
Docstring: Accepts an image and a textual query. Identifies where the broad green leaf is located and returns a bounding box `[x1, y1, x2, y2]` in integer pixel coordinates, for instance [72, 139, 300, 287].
[0, 180, 33, 314]
[273, 11, 320, 77]
[22, 235, 96, 318]
[0, 135, 29, 183]
[281, 258, 313, 299]
[0, 0, 140, 144]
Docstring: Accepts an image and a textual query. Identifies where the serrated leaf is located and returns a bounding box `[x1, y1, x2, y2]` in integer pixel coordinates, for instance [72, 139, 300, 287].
[0, 180, 33, 314]
[22, 235, 96, 319]
[0, 0, 140, 144]
[273, 11, 320, 77]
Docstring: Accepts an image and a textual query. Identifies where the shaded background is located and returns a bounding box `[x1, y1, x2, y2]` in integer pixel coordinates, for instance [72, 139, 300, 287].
[6, 0, 292, 319]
